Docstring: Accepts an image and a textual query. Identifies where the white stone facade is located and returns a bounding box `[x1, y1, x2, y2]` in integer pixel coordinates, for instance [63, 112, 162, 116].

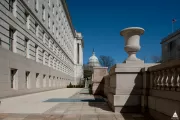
[0, 0, 83, 98]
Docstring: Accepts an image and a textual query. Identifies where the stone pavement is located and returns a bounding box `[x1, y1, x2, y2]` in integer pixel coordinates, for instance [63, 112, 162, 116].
[0, 88, 153, 120]
[0, 88, 82, 114]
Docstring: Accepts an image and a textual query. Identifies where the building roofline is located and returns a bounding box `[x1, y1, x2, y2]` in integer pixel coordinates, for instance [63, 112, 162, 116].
[161, 29, 180, 44]
[62, 0, 85, 46]
[61, 0, 76, 38]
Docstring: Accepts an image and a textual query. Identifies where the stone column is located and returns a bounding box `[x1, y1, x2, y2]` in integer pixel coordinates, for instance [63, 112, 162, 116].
[79, 44, 82, 65]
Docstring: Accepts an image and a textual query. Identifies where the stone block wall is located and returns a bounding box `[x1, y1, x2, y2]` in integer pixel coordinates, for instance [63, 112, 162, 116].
[0, 47, 72, 98]
[92, 67, 108, 95]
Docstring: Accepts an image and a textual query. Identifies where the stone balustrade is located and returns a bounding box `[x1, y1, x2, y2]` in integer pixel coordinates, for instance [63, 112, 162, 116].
[140, 59, 180, 120]
[148, 60, 180, 91]
[92, 26, 180, 120]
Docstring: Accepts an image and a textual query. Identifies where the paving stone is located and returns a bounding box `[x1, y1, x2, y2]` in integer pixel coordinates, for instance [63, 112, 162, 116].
[80, 118, 98, 120]
[0, 113, 8, 119]
[3, 114, 28, 120]
[98, 118, 117, 120]
[44, 115, 62, 120]
[3, 117, 24, 120]
[23, 115, 48, 120]
[62, 114, 80, 120]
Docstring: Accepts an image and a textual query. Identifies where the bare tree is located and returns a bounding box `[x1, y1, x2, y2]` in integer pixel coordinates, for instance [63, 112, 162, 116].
[151, 56, 162, 63]
[99, 55, 115, 70]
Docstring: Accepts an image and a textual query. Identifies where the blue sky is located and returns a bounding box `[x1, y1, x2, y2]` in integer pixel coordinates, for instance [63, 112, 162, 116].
[66, 0, 180, 64]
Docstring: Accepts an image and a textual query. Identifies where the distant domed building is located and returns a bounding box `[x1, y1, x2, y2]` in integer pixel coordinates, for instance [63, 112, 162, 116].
[88, 50, 101, 67]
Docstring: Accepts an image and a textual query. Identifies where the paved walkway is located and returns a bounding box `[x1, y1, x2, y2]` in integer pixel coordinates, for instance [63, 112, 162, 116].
[0, 88, 82, 114]
[0, 88, 152, 120]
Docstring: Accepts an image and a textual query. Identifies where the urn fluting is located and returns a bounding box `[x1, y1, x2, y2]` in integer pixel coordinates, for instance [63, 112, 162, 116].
[120, 27, 144, 62]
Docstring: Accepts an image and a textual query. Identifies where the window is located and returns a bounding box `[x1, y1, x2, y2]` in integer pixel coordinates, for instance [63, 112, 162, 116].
[35, 44, 38, 62]
[56, 27, 58, 39]
[53, 76, 55, 86]
[53, 58, 56, 69]
[25, 38, 29, 58]
[43, 74, 46, 87]
[49, 75, 51, 87]
[43, 31, 45, 42]
[35, 22, 38, 36]
[9, 0, 15, 13]
[52, 4, 55, 14]
[25, 11, 30, 29]
[77, 43, 80, 64]
[35, 0, 38, 12]
[42, 50, 45, 65]
[25, 71, 30, 89]
[48, 14, 50, 28]
[36, 73, 39, 88]
[0, 38, 1, 46]
[9, 27, 15, 51]
[48, 0, 51, 7]
[59, 2, 61, 7]
[48, 38, 50, 48]
[48, 54, 51, 67]
[10, 69, 17, 89]
[52, 22, 55, 34]
[42, 5, 45, 21]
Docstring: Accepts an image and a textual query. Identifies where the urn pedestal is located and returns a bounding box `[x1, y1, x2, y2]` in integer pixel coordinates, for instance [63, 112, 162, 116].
[107, 27, 147, 113]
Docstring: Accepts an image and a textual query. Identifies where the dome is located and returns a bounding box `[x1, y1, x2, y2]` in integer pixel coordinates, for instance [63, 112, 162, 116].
[88, 50, 101, 67]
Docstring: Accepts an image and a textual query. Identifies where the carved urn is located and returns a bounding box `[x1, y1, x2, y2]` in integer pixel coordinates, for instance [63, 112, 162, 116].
[120, 27, 144, 63]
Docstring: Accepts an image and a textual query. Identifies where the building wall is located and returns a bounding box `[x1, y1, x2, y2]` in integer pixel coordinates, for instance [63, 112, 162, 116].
[161, 31, 180, 62]
[0, 0, 83, 98]
[0, 47, 72, 98]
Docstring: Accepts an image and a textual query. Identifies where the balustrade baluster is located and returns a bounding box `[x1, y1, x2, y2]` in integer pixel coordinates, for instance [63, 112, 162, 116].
[166, 69, 172, 90]
[161, 70, 168, 90]
[171, 68, 176, 91]
[157, 71, 161, 89]
[153, 72, 157, 89]
[176, 68, 180, 91]
[160, 70, 165, 89]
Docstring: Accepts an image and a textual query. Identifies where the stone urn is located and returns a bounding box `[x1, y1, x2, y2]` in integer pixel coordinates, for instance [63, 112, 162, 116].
[120, 27, 145, 63]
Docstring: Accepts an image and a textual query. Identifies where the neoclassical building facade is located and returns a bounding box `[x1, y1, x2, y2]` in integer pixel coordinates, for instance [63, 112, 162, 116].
[161, 29, 180, 62]
[0, 0, 83, 98]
